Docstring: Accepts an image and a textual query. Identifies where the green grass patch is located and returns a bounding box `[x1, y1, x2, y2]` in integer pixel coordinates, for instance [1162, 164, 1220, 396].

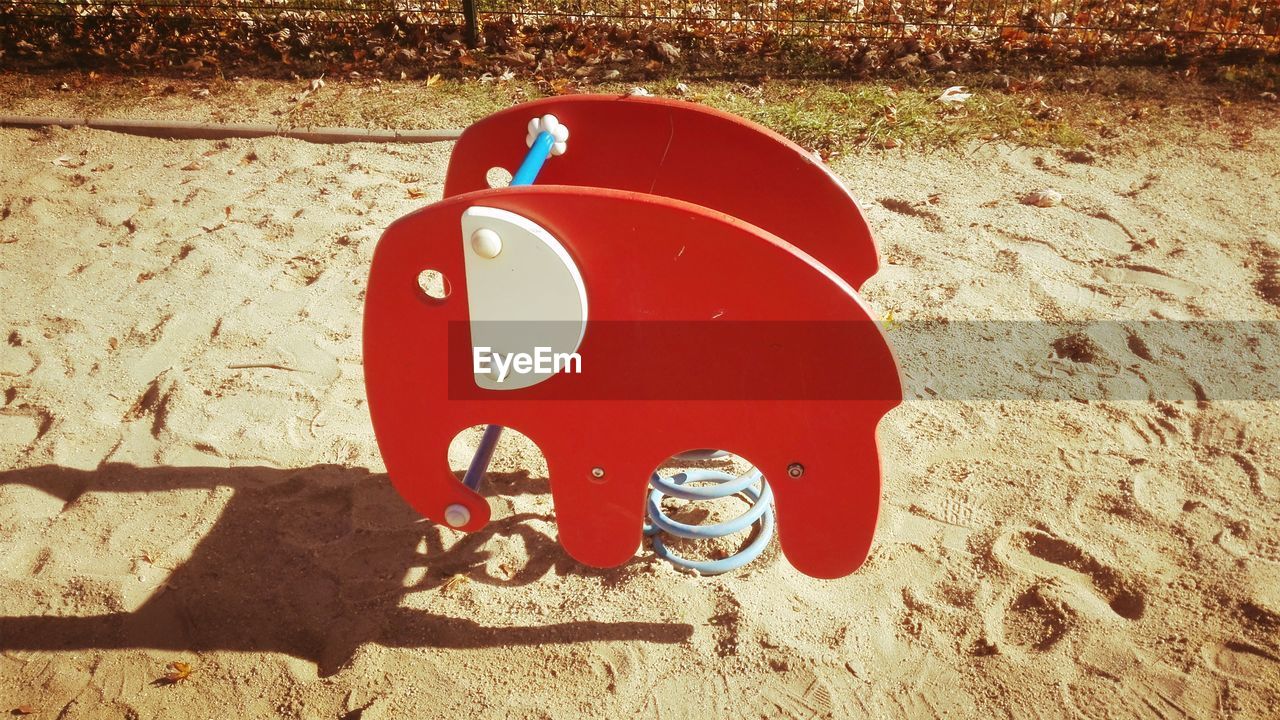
[600, 78, 1088, 157]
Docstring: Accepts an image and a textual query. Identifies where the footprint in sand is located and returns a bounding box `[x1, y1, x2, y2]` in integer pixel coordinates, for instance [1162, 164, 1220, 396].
[1191, 409, 1276, 500]
[998, 585, 1072, 651]
[10, 654, 95, 716]
[745, 667, 839, 719]
[1114, 412, 1182, 453]
[0, 405, 54, 447]
[1068, 661, 1215, 720]
[1093, 264, 1202, 298]
[992, 527, 1146, 621]
[0, 342, 38, 377]
[1128, 468, 1191, 522]
[871, 664, 979, 717]
[1240, 560, 1280, 628]
[1192, 408, 1256, 455]
[0, 411, 43, 447]
[706, 585, 744, 658]
[1202, 640, 1280, 686]
[580, 644, 649, 700]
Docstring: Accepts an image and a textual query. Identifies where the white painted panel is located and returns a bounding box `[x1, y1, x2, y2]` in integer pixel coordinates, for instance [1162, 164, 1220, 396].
[460, 206, 588, 391]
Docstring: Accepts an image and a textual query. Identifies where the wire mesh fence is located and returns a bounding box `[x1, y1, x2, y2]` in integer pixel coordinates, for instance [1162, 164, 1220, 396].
[1, 0, 1277, 76]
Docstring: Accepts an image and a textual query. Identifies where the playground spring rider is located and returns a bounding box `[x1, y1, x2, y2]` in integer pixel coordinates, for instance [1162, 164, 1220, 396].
[363, 95, 902, 579]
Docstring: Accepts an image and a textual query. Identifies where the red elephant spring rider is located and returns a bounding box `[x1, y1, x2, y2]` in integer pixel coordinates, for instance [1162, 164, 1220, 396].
[362, 95, 902, 579]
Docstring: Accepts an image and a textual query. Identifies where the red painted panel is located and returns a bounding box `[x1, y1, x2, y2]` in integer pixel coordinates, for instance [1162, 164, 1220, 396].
[443, 94, 880, 290]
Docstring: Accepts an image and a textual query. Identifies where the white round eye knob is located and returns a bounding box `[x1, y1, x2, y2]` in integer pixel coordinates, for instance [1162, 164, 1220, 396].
[470, 228, 502, 259]
[444, 503, 471, 528]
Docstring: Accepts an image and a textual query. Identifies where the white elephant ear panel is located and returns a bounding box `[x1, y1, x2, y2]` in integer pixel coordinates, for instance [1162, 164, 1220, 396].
[460, 205, 589, 392]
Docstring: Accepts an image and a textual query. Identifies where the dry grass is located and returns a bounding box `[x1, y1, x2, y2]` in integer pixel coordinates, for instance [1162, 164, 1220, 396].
[1, 66, 1276, 157]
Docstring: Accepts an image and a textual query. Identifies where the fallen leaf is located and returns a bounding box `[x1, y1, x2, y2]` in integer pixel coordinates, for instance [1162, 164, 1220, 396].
[407, 188, 427, 199]
[1022, 189, 1063, 207]
[1062, 149, 1095, 164]
[425, 73, 441, 87]
[441, 573, 469, 592]
[653, 41, 681, 63]
[937, 85, 972, 104]
[182, 161, 203, 171]
[162, 661, 193, 683]
[14, 704, 35, 715]
[309, 76, 325, 92]
[627, 86, 651, 97]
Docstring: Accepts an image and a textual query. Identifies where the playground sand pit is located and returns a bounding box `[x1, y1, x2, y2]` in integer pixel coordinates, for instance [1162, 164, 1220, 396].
[1, 115, 1279, 718]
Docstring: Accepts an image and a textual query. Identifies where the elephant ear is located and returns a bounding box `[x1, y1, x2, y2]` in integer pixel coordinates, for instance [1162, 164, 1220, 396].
[443, 94, 881, 291]
[364, 185, 901, 579]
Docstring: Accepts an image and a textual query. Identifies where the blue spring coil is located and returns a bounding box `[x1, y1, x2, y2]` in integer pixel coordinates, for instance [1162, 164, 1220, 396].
[644, 467, 775, 575]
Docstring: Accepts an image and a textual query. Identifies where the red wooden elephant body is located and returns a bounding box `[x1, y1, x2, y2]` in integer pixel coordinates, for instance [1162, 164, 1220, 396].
[364, 95, 901, 579]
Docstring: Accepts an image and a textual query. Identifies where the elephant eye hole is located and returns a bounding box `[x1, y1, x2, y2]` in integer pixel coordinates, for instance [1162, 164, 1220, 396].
[417, 269, 450, 300]
[485, 166, 513, 188]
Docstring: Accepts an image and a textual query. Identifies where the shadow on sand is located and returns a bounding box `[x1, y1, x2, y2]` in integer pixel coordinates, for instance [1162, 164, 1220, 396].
[0, 463, 691, 675]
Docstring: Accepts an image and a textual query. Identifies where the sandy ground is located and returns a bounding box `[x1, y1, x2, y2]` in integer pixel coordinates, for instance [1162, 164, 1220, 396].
[1, 100, 1279, 719]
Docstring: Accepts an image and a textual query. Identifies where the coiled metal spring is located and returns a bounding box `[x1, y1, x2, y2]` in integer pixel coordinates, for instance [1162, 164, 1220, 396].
[644, 466, 775, 575]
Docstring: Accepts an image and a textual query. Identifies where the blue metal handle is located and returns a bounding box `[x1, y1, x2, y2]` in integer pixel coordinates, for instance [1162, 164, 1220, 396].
[462, 424, 505, 491]
[512, 131, 556, 186]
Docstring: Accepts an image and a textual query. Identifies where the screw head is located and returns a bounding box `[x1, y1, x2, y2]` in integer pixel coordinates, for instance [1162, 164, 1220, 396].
[787, 463, 805, 478]
[444, 503, 471, 528]
[590, 467, 605, 479]
[470, 228, 502, 259]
